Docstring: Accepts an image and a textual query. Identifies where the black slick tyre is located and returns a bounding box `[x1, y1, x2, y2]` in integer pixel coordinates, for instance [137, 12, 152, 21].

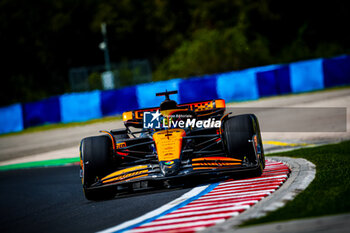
[222, 114, 265, 177]
[80, 135, 116, 200]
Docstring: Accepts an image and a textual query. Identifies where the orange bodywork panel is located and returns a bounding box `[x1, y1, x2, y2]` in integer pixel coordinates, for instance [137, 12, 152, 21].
[192, 157, 242, 170]
[152, 129, 186, 162]
[101, 165, 148, 184]
[215, 99, 225, 108]
[122, 99, 226, 122]
[193, 167, 232, 170]
[192, 157, 241, 162]
[122, 111, 133, 121]
[160, 109, 185, 117]
[192, 162, 241, 166]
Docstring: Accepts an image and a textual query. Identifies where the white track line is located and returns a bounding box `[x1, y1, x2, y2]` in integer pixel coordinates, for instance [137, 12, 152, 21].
[172, 201, 257, 212]
[212, 182, 282, 192]
[97, 185, 210, 233]
[128, 219, 226, 233]
[217, 175, 288, 186]
[99, 161, 290, 233]
[181, 200, 258, 209]
[203, 186, 280, 196]
[162, 205, 251, 218]
[197, 190, 273, 200]
[141, 213, 238, 226]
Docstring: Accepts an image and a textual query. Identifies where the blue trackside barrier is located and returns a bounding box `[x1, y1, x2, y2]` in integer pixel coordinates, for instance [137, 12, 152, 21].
[60, 90, 102, 123]
[0, 55, 349, 134]
[23, 96, 61, 128]
[0, 103, 23, 134]
[101, 86, 139, 116]
[323, 55, 350, 88]
[257, 70, 278, 97]
[216, 69, 259, 101]
[136, 79, 181, 109]
[289, 58, 325, 93]
[256, 65, 291, 97]
[179, 74, 218, 103]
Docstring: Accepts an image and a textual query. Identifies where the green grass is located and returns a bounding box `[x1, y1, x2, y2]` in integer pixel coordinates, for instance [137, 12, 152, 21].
[0, 115, 122, 138]
[242, 140, 350, 226]
[0, 157, 80, 171]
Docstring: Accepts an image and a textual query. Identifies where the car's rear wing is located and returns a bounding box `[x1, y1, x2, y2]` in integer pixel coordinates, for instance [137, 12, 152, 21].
[122, 99, 226, 128]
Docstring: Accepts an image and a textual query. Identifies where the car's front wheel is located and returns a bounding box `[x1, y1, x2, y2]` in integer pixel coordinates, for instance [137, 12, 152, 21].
[80, 135, 116, 200]
[222, 114, 265, 177]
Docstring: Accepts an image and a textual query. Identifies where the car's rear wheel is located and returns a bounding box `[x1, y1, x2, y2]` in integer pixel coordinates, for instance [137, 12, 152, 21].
[80, 135, 116, 200]
[222, 114, 265, 177]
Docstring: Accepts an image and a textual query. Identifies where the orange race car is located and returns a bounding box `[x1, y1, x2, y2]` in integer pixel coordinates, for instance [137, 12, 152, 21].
[80, 90, 265, 200]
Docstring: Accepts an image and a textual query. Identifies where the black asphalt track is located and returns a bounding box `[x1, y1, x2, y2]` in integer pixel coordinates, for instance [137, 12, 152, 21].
[0, 165, 191, 233]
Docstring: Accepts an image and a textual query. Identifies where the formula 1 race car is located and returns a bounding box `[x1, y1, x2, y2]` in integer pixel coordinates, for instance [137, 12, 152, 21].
[80, 90, 265, 200]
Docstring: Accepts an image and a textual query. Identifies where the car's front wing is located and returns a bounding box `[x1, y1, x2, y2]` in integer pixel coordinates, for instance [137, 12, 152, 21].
[87, 157, 261, 190]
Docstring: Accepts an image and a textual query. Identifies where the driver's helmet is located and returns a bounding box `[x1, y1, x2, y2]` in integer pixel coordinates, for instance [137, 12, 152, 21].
[160, 99, 177, 110]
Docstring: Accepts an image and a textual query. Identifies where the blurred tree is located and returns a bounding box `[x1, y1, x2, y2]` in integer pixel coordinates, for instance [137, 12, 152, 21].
[154, 27, 271, 80]
[0, 0, 101, 105]
[88, 72, 102, 90]
[0, 0, 349, 106]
